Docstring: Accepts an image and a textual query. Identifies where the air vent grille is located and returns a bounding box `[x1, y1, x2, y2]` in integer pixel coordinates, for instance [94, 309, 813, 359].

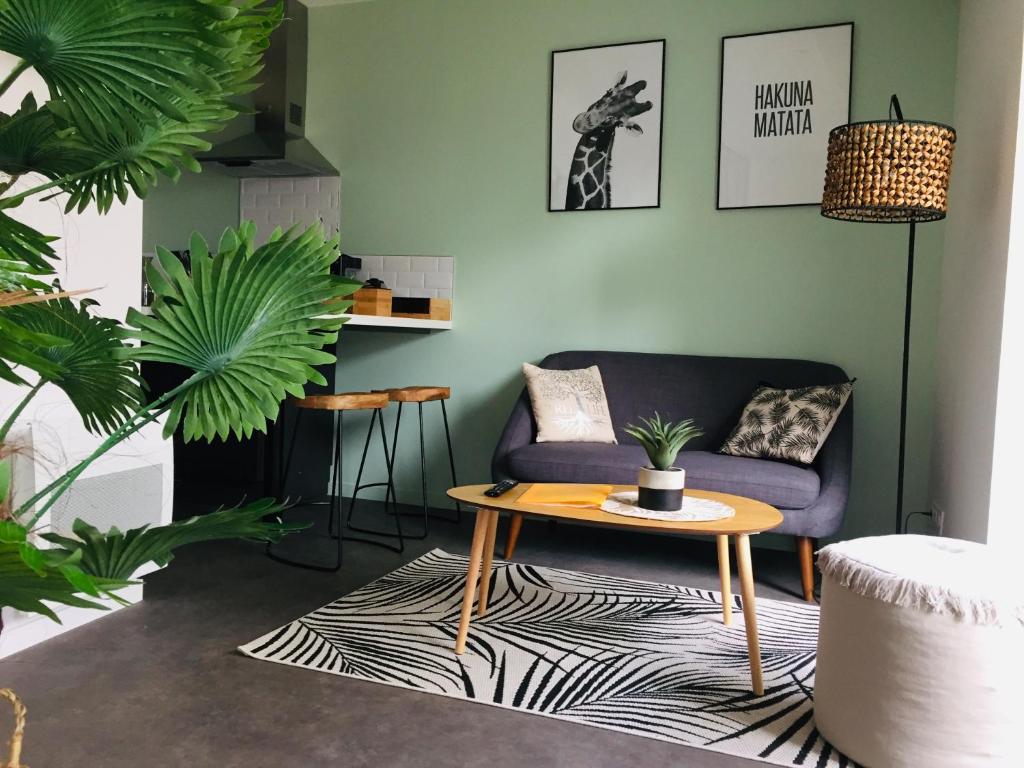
[49, 465, 165, 536]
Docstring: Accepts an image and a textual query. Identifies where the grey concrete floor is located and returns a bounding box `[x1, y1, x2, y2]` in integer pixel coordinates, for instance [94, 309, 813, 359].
[0, 502, 810, 767]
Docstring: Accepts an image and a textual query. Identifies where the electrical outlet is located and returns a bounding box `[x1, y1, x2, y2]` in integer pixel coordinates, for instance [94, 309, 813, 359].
[932, 505, 945, 535]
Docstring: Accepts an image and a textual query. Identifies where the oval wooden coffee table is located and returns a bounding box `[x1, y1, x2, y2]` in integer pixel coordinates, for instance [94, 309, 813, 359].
[446, 483, 783, 695]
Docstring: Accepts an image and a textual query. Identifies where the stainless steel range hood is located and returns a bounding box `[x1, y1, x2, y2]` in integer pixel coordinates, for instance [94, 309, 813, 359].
[199, 0, 337, 177]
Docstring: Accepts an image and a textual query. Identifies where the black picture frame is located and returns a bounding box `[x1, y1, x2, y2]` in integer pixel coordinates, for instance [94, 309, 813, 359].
[548, 38, 666, 212]
[716, 22, 854, 211]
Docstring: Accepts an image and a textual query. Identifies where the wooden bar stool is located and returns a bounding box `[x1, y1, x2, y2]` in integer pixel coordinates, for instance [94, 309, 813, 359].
[268, 391, 403, 572]
[353, 386, 461, 540]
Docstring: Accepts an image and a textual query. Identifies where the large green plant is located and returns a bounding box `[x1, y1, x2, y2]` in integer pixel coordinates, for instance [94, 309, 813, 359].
[0, 0, 360, 621]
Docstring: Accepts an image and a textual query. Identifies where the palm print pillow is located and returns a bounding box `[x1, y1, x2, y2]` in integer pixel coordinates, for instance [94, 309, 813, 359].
[522, 363, 617, 443]
[720, 382, 853, 465]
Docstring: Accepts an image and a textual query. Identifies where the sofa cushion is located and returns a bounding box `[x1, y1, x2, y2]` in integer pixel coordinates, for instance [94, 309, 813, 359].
[521, 362, 617, 443]
[721, 382, 853, 465]
[504, 443, 820, 510]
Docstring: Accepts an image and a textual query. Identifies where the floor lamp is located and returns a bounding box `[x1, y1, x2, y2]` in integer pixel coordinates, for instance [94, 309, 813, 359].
[821, 95, 956, 533]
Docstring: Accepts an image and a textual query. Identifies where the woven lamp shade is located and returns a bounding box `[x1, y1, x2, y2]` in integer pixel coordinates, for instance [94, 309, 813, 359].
[821, 120, 956, 223]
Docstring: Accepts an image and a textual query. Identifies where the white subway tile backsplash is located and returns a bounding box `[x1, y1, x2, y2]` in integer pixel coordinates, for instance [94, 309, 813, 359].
[395, 271, 424, 289]
[411, 256, 438, 272]
[383, 255, 411, 273]
[424, 271, 453, 290]
[241, 176, 340, 246]
[361, 255, 384, 272]
[293, 177, 320, 194]
[308, 192, 334, 211]
[341, 253, 454, 307]
[268, 207, 295, 224]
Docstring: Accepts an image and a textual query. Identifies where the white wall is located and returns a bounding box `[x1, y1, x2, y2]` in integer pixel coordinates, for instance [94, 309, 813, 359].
[988, 35, 1024, 546]
[0, 56, 174, 653]
[0, 53, 146, 494]
[932, 1, 1024, 543]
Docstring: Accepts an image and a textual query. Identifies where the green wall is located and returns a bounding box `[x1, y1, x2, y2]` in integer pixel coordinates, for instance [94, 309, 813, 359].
[143, 0, 960, 543]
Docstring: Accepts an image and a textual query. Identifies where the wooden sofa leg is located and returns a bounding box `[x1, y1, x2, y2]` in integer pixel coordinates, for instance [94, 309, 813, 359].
[797, 536, 816, 602]
[504, 512, 523, 560]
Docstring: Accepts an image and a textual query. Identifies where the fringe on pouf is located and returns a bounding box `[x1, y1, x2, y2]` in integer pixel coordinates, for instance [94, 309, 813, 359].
[817, 535, 1024, 628]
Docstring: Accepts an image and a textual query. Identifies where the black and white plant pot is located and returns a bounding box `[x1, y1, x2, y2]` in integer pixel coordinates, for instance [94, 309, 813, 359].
[637, 466, 685, 511]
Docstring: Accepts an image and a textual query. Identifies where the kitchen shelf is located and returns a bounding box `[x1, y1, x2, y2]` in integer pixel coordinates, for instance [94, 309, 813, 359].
[335, 313, 452, 331]
[136, 307, 451, 331]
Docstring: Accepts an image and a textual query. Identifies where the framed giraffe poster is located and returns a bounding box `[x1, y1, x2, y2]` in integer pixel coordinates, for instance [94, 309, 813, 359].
[717, 22, 853, 209]
[548, 39, 665, 211]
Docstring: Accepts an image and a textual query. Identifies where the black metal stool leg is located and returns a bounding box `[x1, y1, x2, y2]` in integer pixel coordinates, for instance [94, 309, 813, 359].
[377, 407, 404, 547]
[384, 403, 429, 541]
[386, 402, 403, 511]
[417, 402, 430, 535]
[331, 410, 343, 567]
[344, 408, 377, 528]
[384, 397, 462, 533]
[281, 406, 303, 493]
[343, 407, 405, 552]
[440, 398, 462, 523]
[266, 406, 345, 572]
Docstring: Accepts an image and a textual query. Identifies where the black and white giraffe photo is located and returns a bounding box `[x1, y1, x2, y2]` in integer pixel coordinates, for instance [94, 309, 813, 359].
[548, 39, 665, 211]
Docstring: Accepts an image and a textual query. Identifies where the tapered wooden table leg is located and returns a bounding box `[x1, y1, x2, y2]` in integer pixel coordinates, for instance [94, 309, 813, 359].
[735, 533, 764, 695]
[455, 509, 489, 654]
[504, 511, 523, 559]
[478, 510, 499, 616]
[717, 535, 732, 626]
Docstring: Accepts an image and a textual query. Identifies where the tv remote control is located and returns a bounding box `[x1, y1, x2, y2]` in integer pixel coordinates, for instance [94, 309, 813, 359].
[484, 479, 519, 497]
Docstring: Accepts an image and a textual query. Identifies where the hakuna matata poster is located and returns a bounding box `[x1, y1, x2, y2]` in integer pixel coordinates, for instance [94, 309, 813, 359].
[717, 23, 852, 209]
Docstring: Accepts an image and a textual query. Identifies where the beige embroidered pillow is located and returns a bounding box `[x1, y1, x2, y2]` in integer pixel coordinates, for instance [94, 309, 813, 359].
[720, 382, 853, 465]
[522, 363, 617, 443]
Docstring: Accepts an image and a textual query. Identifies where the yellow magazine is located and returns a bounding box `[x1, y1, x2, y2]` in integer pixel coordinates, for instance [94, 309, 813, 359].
[516, 483, 613, 507]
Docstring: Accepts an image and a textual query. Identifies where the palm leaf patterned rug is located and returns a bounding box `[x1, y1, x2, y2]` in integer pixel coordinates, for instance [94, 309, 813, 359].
[239, 550, 855, 767]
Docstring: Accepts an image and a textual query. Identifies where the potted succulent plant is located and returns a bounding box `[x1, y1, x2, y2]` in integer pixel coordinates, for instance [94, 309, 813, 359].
[624, 414, 704, 511]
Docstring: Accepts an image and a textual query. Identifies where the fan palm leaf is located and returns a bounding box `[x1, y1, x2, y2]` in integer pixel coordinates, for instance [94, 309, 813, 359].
[1, 291, 142, 433]
[0, 0, 279, 129]
[123, 222, 361, 442]
[0, 520, 124, 621]
[0, 0, 282, 212]
[53, 98, 230, 213]
[0, 208, 57, 274]
[0, 308, 67, 384]
[42, 498, 306, 581]
[0, 94, 88, 182]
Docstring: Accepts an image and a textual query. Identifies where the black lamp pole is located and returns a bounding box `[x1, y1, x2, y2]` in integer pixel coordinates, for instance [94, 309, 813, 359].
[896, 218, 915, 533]
[892, 94, 912, 535]
[821, 94, 956, 534]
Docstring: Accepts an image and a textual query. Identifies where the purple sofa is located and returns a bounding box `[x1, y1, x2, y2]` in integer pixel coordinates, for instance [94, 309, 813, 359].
[492, 350, 853, 601]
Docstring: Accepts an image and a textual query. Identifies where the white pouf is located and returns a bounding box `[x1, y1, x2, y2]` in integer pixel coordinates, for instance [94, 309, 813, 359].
[815, 535, 1024, 768]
